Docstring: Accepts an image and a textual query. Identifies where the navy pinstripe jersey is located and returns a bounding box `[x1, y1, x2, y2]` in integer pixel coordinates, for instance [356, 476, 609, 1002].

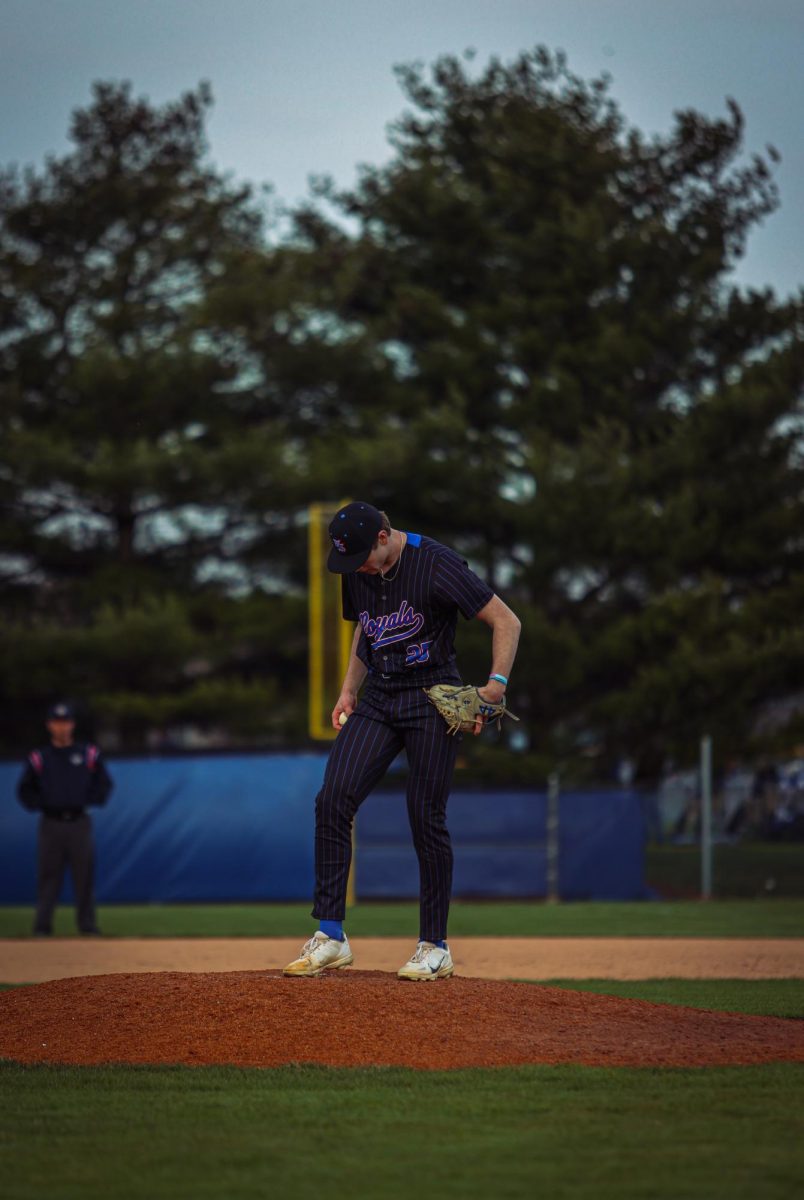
[341, 533, 494, 676]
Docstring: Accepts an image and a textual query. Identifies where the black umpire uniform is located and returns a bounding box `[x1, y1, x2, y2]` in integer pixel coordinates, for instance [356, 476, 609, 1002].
[16, 703, 113, 935]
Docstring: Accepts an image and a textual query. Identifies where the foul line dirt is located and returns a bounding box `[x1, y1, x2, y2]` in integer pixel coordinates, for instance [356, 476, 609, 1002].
[1, 936, 803, 983]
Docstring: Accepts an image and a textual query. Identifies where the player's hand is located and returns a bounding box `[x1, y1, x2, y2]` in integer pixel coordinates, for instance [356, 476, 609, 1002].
[474, 682, 506, 736]
[332, 692, 357, 731]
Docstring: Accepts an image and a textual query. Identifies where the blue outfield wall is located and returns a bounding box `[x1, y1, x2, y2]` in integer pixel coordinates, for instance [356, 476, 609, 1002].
[0, 754, 648, 904]
[354, 788, 648, 900]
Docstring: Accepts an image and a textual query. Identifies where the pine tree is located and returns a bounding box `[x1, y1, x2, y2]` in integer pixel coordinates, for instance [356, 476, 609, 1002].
[0, 83, 305, 748]
[282, 49, 804, 775]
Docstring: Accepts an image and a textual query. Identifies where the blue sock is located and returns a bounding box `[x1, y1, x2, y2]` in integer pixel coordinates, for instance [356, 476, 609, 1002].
[319, 920, 344, 942]
[422, 938, 447, 949]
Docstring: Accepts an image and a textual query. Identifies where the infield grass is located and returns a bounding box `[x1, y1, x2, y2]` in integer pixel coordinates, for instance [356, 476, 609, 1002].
[1, 898, 803, 938]
[1, 1060, 802, 1200]
[537, 978, 804, 1018]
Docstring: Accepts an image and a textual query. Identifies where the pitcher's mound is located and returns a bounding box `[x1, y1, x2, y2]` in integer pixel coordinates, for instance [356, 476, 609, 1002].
[1, 970, 801, 1070]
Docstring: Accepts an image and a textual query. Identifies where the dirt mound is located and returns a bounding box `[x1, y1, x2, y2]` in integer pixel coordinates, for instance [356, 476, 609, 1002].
[1, 970, 801, 1070]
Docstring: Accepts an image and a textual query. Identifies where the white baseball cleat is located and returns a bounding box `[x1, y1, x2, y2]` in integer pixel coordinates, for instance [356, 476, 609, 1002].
[283, 931, 354, 977]
[397, 941, 454, 982]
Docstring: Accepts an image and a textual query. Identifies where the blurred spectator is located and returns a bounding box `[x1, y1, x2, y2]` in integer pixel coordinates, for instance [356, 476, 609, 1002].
[722, 764, 755, 836]
[656, 755, 804, 843]
[16, 702, 113, 935]
[617, 757, 636, 788]
[751, 760, 779, 830]
[657, 767, 698, 842]
[767, 759, 804, 840]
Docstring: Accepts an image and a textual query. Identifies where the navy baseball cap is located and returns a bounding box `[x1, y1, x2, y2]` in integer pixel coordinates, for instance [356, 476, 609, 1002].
[327, 502, 384, 573]
[47, 702, 75, 721]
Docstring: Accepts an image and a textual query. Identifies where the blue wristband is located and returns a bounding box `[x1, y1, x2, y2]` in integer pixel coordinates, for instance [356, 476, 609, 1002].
[488, 673, 508, 686]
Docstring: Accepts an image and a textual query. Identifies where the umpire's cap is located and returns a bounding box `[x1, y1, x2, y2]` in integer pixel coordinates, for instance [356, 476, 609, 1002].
[47, 702, 76, 721]
[327, 502, 384, 573]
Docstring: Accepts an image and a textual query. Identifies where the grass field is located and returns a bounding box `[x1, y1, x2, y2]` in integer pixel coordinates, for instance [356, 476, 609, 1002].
[1, 1056, 802, 1200]
[540, 978, 804, 1018]
[1, 897, 803, 938]
[2, 971, 802, 1198]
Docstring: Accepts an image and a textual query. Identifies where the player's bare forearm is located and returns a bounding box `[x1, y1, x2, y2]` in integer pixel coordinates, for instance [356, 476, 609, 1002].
[475, 595, 522, 702]
[488, 612, 521, 681]
[342, 624, 367, 692]
[332, 626, 367, 728]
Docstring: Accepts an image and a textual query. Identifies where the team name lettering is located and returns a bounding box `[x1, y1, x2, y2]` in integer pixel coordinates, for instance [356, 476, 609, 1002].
[359, 599, 424, 648]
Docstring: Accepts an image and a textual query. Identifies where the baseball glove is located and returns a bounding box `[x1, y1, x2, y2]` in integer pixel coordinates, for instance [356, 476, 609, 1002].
[424, 684, 520, 736]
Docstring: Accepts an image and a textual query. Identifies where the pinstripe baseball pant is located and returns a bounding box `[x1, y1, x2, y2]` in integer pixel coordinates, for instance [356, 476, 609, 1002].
[312, 675, 460, 943]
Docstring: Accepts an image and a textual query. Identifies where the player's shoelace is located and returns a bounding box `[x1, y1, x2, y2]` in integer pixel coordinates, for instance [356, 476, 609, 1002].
[411, 942, 437, 963]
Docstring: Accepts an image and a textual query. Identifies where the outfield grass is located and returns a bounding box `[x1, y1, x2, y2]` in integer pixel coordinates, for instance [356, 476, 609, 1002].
[1, 898, 803, 938]
[538, 978, 804, 1019]
[1, 1060, 802, 1200]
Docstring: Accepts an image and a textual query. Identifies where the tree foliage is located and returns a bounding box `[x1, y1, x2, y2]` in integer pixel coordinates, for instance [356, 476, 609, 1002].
[285, 49, 804, 773]
[1, 53, 802, 774]
[0, 83, 308, 747]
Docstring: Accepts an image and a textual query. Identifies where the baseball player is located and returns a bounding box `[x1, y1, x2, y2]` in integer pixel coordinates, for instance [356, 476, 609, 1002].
[284, 501, 521, 981]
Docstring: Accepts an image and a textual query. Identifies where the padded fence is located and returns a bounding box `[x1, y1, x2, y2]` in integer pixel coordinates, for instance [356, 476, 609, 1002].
[355, 788, 647, 900]
[0, 753, 647, 903]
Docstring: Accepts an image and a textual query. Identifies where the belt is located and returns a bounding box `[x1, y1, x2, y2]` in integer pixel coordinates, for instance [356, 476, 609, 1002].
[43, 809, 86, 822]
[367, 667, 462, 687]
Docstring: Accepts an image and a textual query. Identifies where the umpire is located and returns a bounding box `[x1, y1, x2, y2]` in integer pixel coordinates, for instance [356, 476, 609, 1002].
[16, 702, 113, 936]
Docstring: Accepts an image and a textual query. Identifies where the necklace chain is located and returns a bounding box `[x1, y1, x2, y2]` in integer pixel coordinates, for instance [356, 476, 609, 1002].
[381, 533, 406, 582]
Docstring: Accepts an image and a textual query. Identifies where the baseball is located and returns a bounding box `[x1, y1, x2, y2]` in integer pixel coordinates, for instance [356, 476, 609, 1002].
[338, 712, 348, 726]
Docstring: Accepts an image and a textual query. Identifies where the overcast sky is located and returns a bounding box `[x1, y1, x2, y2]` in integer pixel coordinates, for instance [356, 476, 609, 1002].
[1, 0, 802, 296]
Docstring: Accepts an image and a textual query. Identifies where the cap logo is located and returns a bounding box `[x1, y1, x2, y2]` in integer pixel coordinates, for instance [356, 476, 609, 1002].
[332, 536, 348, 554]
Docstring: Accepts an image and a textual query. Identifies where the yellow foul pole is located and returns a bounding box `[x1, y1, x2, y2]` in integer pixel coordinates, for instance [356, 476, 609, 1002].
[308, 501, 356, 905]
